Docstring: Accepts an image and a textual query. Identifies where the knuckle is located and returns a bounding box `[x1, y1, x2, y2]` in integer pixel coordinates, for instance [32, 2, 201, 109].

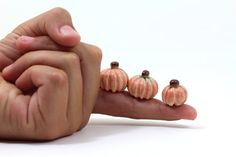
[64, 52, 80, 67]
[93, 46, 103, 62]
[67, 52, 79, 61]
[49, 69, 68, 86]
[50, 7, 71, 19]
[86, 44, 103, 63]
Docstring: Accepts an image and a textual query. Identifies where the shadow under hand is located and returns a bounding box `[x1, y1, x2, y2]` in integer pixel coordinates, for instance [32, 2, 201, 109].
[0, 117, 200, 145]
[50, 117, 198, 145]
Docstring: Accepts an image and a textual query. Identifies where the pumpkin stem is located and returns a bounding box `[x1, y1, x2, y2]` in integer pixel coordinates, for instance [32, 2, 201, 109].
[170, 79, 179, 87]
[141, 70, 150, 79]
[110, 61, 119, 69]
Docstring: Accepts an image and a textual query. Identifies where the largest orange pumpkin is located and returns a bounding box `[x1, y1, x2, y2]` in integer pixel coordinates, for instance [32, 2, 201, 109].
[128, 70, 158, 99]
[100, 61, 128, 92]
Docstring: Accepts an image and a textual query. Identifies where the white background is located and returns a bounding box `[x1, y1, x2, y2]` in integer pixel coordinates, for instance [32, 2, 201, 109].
[0, 0, 236, 156]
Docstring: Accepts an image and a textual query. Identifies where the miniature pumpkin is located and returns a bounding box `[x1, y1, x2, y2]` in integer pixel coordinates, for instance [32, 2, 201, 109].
[162, 79, 188, 106]
[128, 70, 158, 99]
[100, 61, 128, 92]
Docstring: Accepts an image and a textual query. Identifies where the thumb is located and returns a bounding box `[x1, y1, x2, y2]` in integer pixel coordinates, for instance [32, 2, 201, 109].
[13, 7, 80, 47]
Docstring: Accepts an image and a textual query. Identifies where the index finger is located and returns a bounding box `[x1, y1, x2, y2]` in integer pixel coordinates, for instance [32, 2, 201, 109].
[94, 90, 197, 121]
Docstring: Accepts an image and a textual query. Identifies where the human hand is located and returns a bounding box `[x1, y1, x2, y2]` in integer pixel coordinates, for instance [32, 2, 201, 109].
[0, 49, 85, 140]
[0, 8, 102, 140]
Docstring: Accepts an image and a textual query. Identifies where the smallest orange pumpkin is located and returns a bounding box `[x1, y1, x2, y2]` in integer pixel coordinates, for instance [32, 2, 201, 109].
[128, 70, 158, 99]
[162, 79, 188, 106]
[100, 61, 128, 92]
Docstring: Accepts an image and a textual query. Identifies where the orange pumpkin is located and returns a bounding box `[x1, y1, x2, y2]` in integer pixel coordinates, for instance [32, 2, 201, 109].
[128, 70, 158, 99]
[162, 79, 187, 106]
[100, 61, 128, 92]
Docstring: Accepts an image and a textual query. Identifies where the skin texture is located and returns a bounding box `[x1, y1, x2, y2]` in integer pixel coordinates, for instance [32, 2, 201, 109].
[0, 51, 83, 140]
[0, 8, 102, 140]
[94, 90, 196, 120]
[0, 8, 197, 141]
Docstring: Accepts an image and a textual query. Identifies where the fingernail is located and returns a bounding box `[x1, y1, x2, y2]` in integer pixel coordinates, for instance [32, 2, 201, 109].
[60, 25, 79, 37]
[18, 36, 35, 43]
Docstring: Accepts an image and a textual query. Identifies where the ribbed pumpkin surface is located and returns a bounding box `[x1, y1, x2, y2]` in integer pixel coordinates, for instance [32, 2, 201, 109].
[162, 79, 187, 106]
[100, 61, 128, 92]
[128, 70, 158, 99]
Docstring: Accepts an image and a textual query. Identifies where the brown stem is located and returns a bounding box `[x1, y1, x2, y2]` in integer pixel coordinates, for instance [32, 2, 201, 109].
[110, 61, 119, 69]
[170, 79, 179, 87]
[141, 70, 150, 79]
